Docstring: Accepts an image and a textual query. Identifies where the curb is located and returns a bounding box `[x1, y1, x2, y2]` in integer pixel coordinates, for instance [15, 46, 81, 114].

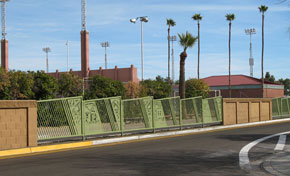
[1, 118, 290, 159]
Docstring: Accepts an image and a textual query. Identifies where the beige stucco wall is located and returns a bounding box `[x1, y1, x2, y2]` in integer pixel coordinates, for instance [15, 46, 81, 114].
[223, 98, 272, 125]
[0, 101, 37, 151]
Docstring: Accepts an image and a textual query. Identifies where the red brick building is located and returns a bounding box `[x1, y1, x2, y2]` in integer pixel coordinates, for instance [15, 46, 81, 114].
[202, 75, 284, 98]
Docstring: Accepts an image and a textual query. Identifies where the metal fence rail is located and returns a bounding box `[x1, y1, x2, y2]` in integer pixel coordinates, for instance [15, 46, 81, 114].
[37, 96, 224, 142]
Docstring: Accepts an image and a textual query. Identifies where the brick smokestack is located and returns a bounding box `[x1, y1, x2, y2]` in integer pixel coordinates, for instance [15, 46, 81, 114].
[81, 31, 89, 78]
[1, 39, 8, 71]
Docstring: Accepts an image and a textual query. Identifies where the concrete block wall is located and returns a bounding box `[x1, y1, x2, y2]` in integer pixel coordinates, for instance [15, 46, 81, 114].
[0, 101, 37, 151]
[223, 98, 272, 125]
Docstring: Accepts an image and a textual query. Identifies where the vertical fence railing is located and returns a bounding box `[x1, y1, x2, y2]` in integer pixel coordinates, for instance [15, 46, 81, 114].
[37, 96, 224, 141]
[272, 97, 290, 118]
[37, 96, 83, 140]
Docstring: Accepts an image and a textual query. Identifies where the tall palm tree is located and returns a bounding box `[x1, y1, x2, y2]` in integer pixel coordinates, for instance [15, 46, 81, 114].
[192, 14, 202, 80]
[226, 13, 235, 98]
[167, 18, 176, 84]
[178, 32, 198, 99]
[259, 5, 268, 98]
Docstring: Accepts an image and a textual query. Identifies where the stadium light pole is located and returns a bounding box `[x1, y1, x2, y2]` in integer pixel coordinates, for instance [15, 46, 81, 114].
[42, 47, 51, 73]
[66, 40, 69, 72]
[245, 28, 256, 77]
[101, 41, 110, 69]
[130, 16, 148, 81]
[170, 35, 177, 83]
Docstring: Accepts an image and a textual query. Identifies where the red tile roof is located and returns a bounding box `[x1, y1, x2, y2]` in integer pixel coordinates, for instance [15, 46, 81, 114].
[202, 75, 281, 87]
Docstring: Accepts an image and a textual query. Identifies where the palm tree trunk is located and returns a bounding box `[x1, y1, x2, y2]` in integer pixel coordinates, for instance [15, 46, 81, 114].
[229, 22, 232, 98]
[197, 21, 200, 80]
[168, 27, 171, 84]
[261, 14, 264, 98]
[179, 51, 187, 99]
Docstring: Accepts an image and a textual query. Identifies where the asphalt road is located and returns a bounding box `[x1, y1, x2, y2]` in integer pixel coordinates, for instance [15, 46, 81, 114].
[1, 122, 290, 176]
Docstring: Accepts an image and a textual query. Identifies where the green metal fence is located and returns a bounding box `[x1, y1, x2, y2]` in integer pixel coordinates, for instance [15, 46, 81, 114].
[37, 96, 224, 141]
[37, 96, 83, 140]
[272, 97, 290, 118]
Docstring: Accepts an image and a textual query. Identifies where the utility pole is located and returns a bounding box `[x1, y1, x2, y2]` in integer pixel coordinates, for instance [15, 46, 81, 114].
[101, 41, 110, 69]
[245, 28, 256, 77]
[66, 40, 69, 72]
[42, 47, 51, 73]
[169, 35, 177, 83]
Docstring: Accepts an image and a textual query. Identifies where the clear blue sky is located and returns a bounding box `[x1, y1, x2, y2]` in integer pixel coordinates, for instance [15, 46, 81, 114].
[5, 0, 290, 80]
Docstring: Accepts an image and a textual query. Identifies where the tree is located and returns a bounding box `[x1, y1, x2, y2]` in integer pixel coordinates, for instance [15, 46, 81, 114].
[0, 67, 11, 100]
[265, 72, 275, 83]
[140, 76, 172, 99]
[259, 5, 268, 98]
[58, 72, 83, 98]
[88, 75, 125, 99]
[226, 13, 235, 98]
[178, 32, 198, 99]
[279, 78, 290, 96]
[32, 71, 58, 100]
[192, 14, 203, 80]
[185, 78, 209, 98]
[166, 18, 176, 83]
[124, 81, 140, 99]
[9, 70, 34, 100]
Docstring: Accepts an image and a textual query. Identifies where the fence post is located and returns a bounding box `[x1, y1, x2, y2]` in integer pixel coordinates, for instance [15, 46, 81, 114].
[152, 99, 155, 133]
[179, 98, 183, 130]
[120, 100, 124, 136]
[201, 99, 204, 128]
[81, 99, 85, 141]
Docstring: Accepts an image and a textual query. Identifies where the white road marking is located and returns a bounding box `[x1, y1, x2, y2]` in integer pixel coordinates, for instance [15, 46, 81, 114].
[274, 135, 287, 151]
[239, 131, 290, 170]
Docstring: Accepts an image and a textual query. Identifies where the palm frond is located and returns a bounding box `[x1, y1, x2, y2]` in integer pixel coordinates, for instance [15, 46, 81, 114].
[178, 31, 198, 51]
[192, 14, 202, 21]
[166, 18, 176, 27]
[259, 5, 268, 13]
[226, 13, 235, 22]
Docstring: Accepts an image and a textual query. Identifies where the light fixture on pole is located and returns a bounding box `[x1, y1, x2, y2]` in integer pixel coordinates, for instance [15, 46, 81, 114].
[245, 28, 256, 77]
[169, 35, 177, 83]
[66, 40, 69, 72]
[101, 41, 110, 69]
[130, 16, 149, 81]
[42, 47, 51, 73]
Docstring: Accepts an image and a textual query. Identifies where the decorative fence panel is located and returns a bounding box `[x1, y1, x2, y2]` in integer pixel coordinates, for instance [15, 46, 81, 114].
[202, 97, 222, 124]
[153, 97, 181, 128]
[37, 97, 83, 140]
[83, 97, 121, 136]
[181, 97, 203, 126]
[272, 97, 290, 118]
[122, 97, 153, 132]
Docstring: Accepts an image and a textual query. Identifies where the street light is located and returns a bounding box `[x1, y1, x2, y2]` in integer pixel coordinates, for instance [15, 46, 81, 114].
[245, 28, 256, 77]
[66, 41, 69, 72]
[130, 16, 149, 81]
[42, 47, 51, 73]
[101, 41, 110, 69]
[169, 35, 177, 83]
